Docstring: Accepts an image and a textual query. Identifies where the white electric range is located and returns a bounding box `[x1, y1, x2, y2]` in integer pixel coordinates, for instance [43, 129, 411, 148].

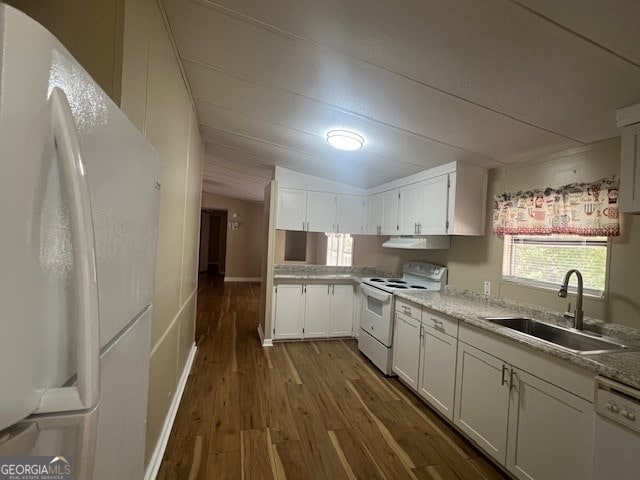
[358, 262, 447, 375]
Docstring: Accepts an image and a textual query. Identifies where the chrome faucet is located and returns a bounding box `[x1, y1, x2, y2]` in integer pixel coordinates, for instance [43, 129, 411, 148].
[558, 269, 584, 330]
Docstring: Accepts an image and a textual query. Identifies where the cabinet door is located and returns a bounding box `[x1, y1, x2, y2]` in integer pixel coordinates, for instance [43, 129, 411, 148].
[306, 191, 336, 232]
[277, 188, 307, 231]
[366, 193, 384, 234]
[620, 123, 640, 213]
[454, 342, 509, 465]
[330, 284, 354, 337]
[399, 183, 424, 235]
[391, 312, 421, 390]
[417, 326, 457, 420]
[381, 189, 400, 235]
[421, 175, 449, 234]
[303, 284, 330, 338]
[506, 368, 594, 480]
[274, 285, 304, 339]
[336, 194, 363, 234]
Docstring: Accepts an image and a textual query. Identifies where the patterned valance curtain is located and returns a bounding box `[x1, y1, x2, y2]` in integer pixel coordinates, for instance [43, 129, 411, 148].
[493, 177, 619, 237]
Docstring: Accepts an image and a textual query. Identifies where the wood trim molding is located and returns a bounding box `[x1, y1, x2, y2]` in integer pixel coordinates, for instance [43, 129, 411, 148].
[224, 276, 261, 282]
[144, 343, 197, 480]
[257, 324, 273, 347]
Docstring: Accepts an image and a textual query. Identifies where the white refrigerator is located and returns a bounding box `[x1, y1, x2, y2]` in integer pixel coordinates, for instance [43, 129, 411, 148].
[0, 5, 161, 479]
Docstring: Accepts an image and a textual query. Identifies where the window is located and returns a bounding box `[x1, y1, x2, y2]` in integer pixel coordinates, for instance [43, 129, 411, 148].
[503, 234, 608, 297]
[326, 233, 353, 266]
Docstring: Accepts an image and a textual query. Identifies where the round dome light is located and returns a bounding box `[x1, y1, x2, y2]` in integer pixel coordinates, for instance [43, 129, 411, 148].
[326, 130, 364, 151]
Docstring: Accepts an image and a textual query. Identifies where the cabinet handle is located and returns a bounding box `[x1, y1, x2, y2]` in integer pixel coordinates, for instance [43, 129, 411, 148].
[509, 369, 517, 391]
[419, 324, 424, 339]
[402, 306, 411, 314]
[501, 364, 509, 386]
[337, 224, 340, 233]
[418, 223, 421, 234]
[328, 285, 331, 294]
[377, 225, 381, 235]
[433, 319, 444, 330]
[332, 285, 335, 294]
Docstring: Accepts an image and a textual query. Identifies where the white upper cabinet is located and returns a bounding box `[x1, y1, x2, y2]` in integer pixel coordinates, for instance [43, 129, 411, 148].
[366, 192, 384, 234]
[399, 182, 424, 235]
[276, 188, 307, 231]
[619, 122, 640, 213]
[276, 161, 487, 235]
[336, 194, 363, 234]
[617, 103, 640, 214]
[420, 175, 449, 234]
[306, 191, 336, 232]
[276, 186, 363, 233]
[381, 188, 400, 235]
[367, 162, 487, 236]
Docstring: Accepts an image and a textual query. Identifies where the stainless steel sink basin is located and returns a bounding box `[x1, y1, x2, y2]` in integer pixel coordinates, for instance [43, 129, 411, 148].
[481, 316, 630, 354]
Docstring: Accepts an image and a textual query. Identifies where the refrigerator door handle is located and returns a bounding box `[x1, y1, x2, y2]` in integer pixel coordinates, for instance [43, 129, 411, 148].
[37, 87, 100, 413]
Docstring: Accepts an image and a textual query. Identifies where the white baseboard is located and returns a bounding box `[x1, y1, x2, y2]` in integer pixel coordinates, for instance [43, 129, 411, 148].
[144, 343, 197, 480]
[224, 276, 261, 282]
[257, 324, 273, 347]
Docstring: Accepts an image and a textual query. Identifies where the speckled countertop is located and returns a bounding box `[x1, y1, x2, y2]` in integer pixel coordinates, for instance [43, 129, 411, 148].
[396, 287, 640, 390]
[273, 265, 394, 284]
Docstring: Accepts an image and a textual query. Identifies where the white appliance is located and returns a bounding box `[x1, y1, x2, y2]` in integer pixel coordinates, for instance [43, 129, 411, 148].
[0, 5, 161, 479]
[593, 376, 640, 480]
[358, 262, 447, 374]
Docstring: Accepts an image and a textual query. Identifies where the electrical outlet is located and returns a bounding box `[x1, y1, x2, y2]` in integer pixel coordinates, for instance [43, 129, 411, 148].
[484, 281, 491, 296]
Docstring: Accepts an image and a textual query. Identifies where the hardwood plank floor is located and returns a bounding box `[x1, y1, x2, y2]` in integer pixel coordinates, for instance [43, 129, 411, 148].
[158, 275, 508, 479]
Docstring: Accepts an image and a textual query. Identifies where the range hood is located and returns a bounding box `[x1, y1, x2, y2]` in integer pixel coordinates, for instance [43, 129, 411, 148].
[382, 236, 451, 249]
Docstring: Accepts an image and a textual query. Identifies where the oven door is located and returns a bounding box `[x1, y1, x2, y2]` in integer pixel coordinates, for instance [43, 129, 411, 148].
[359, 283, 394, 346]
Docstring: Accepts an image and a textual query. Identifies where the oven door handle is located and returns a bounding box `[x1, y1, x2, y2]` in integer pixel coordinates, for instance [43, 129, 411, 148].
[360, 284, 393, 303]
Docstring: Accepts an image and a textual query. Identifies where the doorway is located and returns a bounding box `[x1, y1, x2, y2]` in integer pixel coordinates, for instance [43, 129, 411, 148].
[199, 209, 227, 275]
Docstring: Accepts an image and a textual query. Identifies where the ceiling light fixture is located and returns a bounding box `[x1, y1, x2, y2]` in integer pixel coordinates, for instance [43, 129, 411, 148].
[326, 129, 364, 151]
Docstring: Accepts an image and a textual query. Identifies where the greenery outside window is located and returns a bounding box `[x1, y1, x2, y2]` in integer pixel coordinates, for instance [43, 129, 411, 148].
[326, 233, 353, 266]
[502, 234, 608, 297]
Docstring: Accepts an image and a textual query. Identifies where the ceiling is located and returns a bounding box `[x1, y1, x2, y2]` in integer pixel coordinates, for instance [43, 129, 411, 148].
[162, 0, 640, 203]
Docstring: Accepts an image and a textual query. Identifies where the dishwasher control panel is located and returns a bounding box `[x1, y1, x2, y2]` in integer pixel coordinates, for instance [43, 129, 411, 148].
[595, 377, 640, 434]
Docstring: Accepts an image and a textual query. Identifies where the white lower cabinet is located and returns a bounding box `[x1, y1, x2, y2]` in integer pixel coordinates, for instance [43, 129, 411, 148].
[454, 342, 510, 463]
[304, 284, 331, 338]
[417, 324, 458, 420]
[330, 284, 355, 336]
[392, 312, 421, 389]
[273, 283, 354, 339]
[506, 368, 593, 480]
[454, 329, 595, 480]
[273, 284, 304, 339]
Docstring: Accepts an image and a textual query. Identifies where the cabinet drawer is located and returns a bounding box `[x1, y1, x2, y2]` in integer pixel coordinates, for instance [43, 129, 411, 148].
[422, 308, 458, 338]
[395, 298, 422, 321]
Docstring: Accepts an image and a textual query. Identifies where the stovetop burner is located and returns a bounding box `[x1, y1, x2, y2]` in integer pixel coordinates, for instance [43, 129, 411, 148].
[361, 262, 447, 293]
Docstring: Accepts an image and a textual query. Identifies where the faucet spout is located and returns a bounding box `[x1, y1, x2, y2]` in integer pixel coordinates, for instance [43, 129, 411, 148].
[559, 269, 584, 330]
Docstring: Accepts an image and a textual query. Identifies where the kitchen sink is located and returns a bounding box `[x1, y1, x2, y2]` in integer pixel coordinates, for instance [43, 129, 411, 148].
[481, 316, 630, 354]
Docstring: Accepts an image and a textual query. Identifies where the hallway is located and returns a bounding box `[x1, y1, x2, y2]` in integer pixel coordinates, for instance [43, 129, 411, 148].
[157, 275, 506, 479]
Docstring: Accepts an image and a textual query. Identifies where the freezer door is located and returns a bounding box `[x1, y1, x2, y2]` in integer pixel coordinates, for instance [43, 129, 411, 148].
[0, 407, 97, 480]
[76, 90, 161, 348]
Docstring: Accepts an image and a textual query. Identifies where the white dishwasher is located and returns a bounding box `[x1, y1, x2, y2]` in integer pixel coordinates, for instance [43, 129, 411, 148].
[594, 377, 640, 479]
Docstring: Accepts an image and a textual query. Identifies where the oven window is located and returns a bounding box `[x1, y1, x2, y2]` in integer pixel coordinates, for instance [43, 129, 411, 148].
[367, 296, 383, 316]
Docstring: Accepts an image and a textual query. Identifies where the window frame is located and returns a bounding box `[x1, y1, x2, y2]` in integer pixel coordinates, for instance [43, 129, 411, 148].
[501, 234, 611, 299]
[325, 233, 354, 267]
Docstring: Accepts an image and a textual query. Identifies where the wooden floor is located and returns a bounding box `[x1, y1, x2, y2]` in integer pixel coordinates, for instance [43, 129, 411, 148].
[158, 274, 507, 480]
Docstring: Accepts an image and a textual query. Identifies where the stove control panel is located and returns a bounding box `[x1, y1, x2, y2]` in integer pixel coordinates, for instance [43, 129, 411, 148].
[403, 262, 447, 282]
